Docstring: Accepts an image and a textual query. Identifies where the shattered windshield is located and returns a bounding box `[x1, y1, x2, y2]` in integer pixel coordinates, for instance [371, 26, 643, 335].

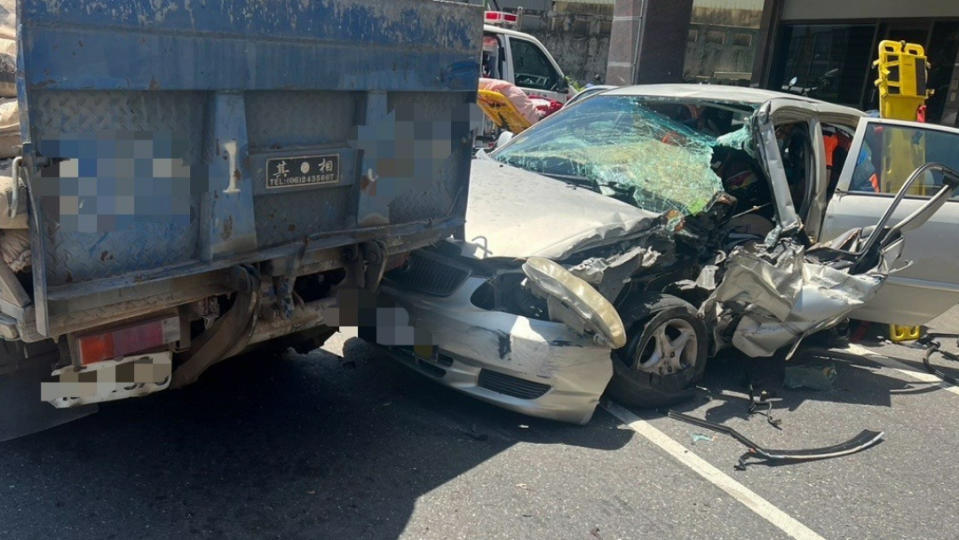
[491, 96, 726, 215]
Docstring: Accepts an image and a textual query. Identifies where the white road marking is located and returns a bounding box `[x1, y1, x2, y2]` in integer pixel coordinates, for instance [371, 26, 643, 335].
[845, 343, 959, 397]
[602, 402, 825, 540]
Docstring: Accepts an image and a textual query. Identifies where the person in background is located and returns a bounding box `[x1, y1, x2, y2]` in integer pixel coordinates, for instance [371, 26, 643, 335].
[850, 144, 880, 193]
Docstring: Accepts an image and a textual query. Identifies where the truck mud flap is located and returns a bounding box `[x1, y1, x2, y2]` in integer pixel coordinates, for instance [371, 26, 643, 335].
[0, 358, 97, 442]
[668, 410, 884, 469]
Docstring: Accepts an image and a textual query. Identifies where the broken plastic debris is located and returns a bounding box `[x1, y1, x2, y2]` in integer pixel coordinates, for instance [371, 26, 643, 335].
[691, 433, 715, 443]
[783, 362, 838, 391]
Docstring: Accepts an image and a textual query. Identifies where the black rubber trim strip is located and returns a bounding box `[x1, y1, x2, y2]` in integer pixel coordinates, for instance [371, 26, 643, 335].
[920, 335, 959, 386]
[667, 410, 883, 467]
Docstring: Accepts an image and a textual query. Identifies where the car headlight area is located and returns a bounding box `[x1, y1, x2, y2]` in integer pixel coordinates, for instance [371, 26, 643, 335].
[374, 273, 615, 425]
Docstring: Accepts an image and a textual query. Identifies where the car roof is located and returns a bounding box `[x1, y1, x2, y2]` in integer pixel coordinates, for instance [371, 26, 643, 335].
[603, 84, 864, 116]
[484, 24, 540, 41]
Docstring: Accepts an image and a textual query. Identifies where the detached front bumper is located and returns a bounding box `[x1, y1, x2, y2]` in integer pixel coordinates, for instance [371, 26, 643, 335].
[376, 277, 613, 424]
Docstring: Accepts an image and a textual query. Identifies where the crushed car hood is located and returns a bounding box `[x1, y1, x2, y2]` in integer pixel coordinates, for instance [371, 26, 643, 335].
[462, 158, 661, 261]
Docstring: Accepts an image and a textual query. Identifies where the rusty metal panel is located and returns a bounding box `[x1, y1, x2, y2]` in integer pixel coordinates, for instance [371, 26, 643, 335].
[18, 0, 482, 92]
[16, 0, 482, 336]
[30, 90, 206, 286]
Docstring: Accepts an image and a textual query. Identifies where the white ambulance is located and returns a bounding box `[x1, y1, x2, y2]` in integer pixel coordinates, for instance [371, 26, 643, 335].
[481, 11, 573, 103]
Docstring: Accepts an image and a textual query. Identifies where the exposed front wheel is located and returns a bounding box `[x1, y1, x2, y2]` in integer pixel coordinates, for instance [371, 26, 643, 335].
[607, 294, 708, 408]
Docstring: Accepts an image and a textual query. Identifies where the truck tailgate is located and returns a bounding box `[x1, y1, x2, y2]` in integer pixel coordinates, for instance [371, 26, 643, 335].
[16, 0, 481, 336]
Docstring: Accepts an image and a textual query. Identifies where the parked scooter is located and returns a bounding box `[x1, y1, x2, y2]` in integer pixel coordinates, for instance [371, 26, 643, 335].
[782, 68, 840, 97]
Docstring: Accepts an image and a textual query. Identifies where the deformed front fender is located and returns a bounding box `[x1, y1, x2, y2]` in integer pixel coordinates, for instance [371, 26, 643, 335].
[521, 257, 627, 349]
[708, 243, 885, 358]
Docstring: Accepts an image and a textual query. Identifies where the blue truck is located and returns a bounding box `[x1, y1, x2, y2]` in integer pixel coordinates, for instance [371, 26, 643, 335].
[0, 0, 482, 440]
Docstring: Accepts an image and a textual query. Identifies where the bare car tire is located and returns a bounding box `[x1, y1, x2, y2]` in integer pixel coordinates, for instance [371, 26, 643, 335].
[607, 294, 708, 408]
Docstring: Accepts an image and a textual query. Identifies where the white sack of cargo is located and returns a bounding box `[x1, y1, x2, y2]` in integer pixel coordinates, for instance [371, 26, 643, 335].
[0, 158, 25, 229]
[0, 0, 12, 40]
[0, 97, 18, 158]
[0, 37, 12, 98]
[0, 172, 25, 229]
[1, 229, 29, 272]
[0, 1, 14, 98]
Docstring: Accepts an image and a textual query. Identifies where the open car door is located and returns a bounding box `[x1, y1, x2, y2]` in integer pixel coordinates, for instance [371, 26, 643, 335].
[820, 118, 959, 325]
[711, 162, 959, 360]
[757, 98, 862, 242]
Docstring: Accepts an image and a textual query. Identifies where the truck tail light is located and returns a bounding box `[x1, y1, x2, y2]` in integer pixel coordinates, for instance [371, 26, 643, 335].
[76, 315, 180, 366]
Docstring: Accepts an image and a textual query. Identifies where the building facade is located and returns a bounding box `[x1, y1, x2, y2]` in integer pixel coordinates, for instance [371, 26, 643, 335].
[684, 0, 764, 85]
[755, 0, 959, 125]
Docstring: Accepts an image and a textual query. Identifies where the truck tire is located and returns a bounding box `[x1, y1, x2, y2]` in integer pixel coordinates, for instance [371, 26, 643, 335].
[607, 294, 708, 408]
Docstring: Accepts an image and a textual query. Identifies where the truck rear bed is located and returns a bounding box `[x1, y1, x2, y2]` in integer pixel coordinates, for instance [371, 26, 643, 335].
[12, 0, 481, 338]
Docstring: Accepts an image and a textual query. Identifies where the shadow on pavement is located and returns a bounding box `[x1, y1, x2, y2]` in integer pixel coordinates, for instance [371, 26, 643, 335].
[0, 337, 633, 539]
[665, 344, 951, 428]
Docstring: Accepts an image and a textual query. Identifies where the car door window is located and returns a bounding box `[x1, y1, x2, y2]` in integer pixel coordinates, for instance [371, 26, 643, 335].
[822, 123, 854, 196]
[848, 123, 959, 198]
[482, 33, 505, 80]
[820, 118, 959, 326]
[509, 38, 560, 92]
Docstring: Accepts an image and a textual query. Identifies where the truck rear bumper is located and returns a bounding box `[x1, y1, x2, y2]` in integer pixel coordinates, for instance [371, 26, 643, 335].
[14, 217, 461, 342]
[41, 352, 172, 408]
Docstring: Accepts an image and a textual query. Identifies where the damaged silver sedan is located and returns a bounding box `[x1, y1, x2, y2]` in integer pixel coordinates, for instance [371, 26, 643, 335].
[370, 84, 959, 424]
[372, 161, 645, 424]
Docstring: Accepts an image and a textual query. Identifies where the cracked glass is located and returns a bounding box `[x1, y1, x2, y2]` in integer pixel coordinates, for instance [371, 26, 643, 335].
[491, 95, 726, 216]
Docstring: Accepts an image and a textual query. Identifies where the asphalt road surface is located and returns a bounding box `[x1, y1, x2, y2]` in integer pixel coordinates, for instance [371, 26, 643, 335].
[1, 309, 958, 539]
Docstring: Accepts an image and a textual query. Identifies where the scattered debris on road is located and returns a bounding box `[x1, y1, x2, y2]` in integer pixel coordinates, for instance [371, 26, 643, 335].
[783, 362, 839, 391]
[691, 432, 715, 444]
[667, 410, 884, 470]
[746, 385, 783, 428]
[919, 334, 959, 386]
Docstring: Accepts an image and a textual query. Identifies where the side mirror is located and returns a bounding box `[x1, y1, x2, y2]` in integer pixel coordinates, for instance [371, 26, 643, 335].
[496, 131, 514, 147]
[788, 76, 798, 87]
